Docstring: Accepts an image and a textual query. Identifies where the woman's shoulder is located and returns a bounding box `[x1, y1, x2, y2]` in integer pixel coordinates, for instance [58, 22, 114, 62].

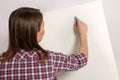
[46, 50, 68, 58]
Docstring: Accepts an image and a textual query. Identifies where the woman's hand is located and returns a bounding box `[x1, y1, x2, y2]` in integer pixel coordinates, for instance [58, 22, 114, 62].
[75, 18, 88, 35]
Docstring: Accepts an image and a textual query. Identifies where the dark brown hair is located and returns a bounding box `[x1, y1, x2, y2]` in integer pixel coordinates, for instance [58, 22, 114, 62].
[0, 7, 48, 63]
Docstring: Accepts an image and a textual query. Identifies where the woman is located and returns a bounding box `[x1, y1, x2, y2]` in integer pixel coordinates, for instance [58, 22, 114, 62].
[0, 7, 88, 80]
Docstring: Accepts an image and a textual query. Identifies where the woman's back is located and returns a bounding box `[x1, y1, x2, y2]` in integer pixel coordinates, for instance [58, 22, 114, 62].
[0, 49, 87, 80]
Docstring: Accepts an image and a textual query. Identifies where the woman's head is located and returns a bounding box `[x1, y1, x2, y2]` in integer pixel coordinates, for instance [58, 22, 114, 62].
[1, 7, 47, 63]
[9, 7, 44, 49]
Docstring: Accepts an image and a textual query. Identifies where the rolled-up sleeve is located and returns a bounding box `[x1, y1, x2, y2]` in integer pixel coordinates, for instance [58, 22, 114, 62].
[52, 52, 88, 73]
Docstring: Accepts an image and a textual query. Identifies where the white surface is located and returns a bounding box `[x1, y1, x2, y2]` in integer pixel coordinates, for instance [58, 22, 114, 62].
[40, 1, 119, 80]
[101, 0, 120, 78]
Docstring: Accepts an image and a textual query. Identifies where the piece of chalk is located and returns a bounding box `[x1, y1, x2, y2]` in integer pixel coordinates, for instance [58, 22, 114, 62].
[74, 16, 78, 20]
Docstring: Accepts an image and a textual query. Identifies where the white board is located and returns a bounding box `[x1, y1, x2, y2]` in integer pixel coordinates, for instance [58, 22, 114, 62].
[40, 0, 119, 80]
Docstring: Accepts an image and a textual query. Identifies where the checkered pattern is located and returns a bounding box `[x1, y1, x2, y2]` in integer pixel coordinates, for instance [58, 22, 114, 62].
[0, 50, 87, 80]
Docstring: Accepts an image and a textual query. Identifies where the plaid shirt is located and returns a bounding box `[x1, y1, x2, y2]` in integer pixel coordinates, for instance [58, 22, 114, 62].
[0, 50, 87, 80]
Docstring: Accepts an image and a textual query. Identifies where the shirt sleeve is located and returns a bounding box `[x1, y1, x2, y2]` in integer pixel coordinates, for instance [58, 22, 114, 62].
[51, 51, 88, 73]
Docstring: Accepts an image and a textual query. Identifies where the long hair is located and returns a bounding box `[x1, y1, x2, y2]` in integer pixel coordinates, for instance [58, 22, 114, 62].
[0, 7, 48, 63]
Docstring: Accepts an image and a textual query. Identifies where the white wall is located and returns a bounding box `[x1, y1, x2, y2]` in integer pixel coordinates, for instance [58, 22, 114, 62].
[101, 0, 120, 78]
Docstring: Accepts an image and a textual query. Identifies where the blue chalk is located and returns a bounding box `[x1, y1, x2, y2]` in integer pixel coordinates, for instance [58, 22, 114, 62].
[74, 16, 78, 21]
